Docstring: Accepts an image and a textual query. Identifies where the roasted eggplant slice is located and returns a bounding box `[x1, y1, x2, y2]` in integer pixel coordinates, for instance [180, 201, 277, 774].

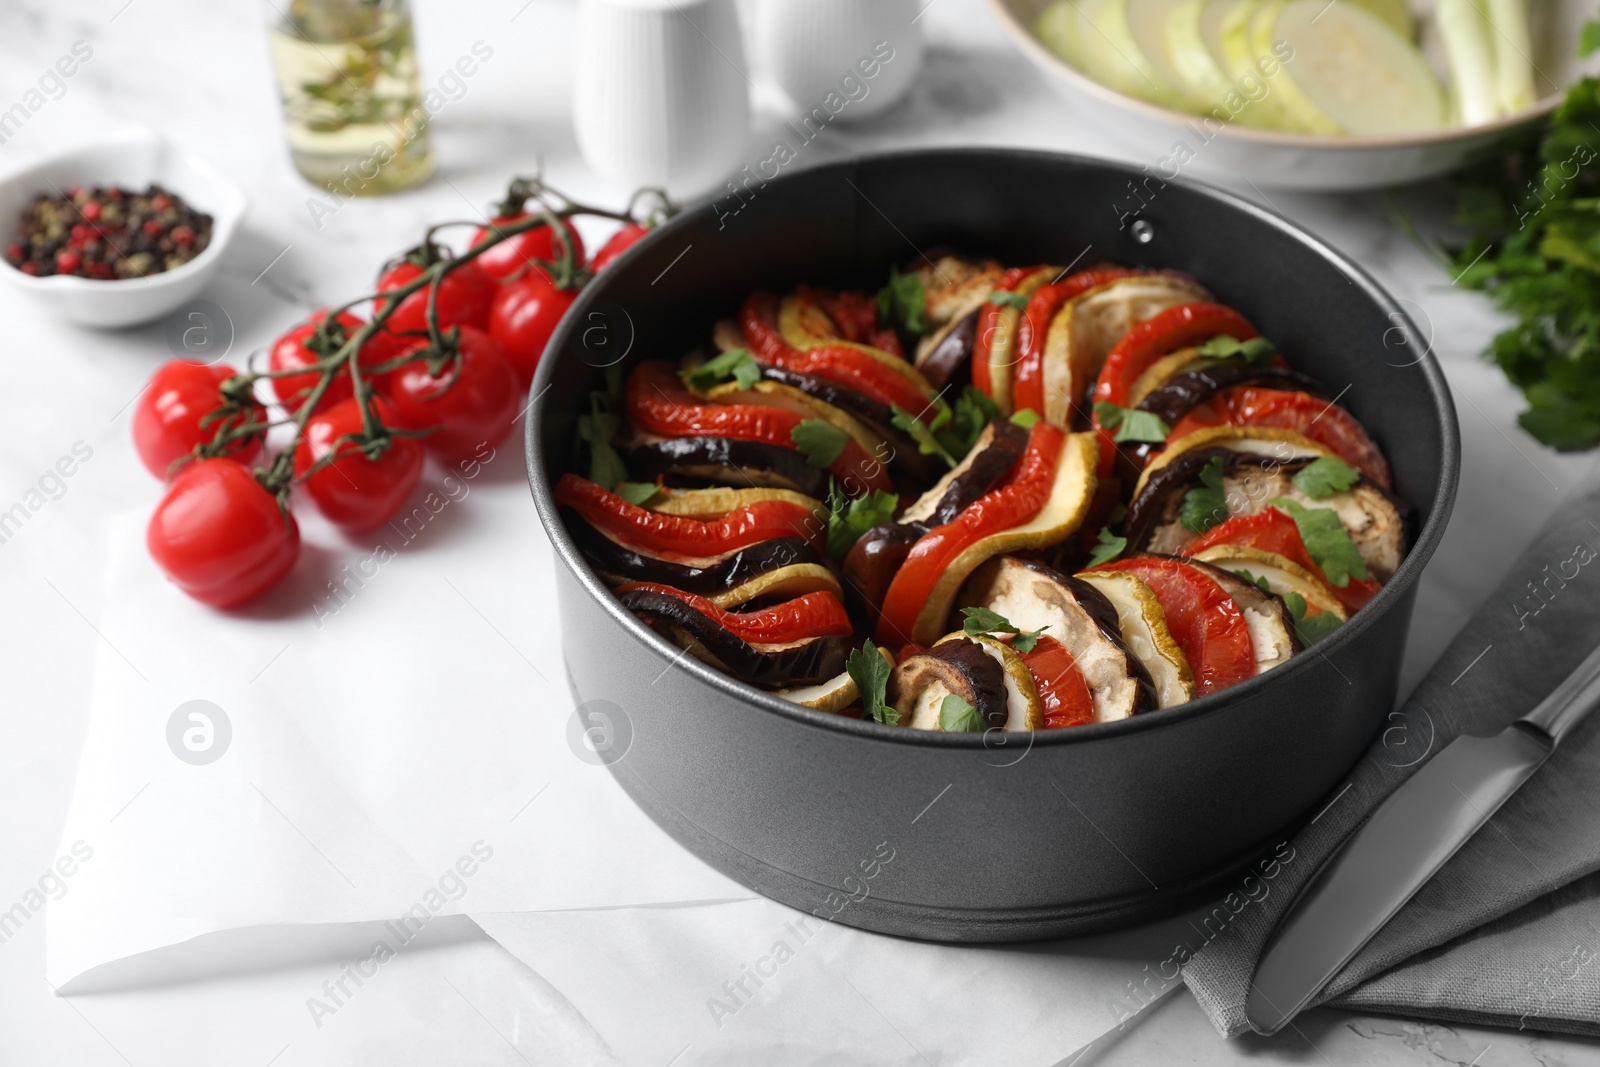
[1183, 557, 1299, 675]
[1074, 570, 1196, 708]
[888, 635, 1016, 731]
[1131, 426, 1333, 498]
[620, 434, 832, 500]
[1135, 362, 1328, 430]
[1042, 274, 1211, 427]
[961, 556, 1156, 722]
[617, 587, 849, 688]
[775, 645, 894, 713]
[914, 304, 981, 390]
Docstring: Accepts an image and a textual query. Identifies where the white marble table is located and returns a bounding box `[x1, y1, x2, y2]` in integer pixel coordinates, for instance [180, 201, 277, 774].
[2, 0, 1598, 1063]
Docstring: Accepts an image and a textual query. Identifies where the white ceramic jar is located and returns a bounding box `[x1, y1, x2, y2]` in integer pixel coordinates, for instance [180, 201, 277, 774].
[751, 0, 926, 121]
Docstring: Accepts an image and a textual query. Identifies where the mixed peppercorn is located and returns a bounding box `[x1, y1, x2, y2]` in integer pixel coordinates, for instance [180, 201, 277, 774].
[5, 184, 212, 280]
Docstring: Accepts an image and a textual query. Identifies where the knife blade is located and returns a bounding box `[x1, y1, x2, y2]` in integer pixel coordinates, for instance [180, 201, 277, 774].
[1245, 640, 1600, 1036]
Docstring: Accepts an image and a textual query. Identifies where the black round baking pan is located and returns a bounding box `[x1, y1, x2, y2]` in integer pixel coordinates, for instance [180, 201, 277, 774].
[526, 148, 1460, 942]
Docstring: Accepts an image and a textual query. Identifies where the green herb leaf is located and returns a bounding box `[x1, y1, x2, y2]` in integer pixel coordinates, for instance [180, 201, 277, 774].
[1195, 335, 1277, 364]
[847, 641, 895, 725]
[938, 693, 986, 732]
[1179, 456, 1230, 533]
[877, 268, 927, 335]
[1087, 526, 1127, 567]
[826, 481, 898, 559]
[1235, 568, 1272, 592]
[1291, 456, 1360, 499]
[1581, 19, 1600, 56]
[934, 386, 999, 461]
[790, 419, 849, 468]
[960, 606, 1048, 652]
[1009, 408, 1042, 428]
[576, 397, 628, 490]
[987, 289, 1030, 310]
[1283, 591, 1343, 644]
[615, 481, 662, 505]
[681, 348, 760, 391]
[891, 404, 957, 467]
[1094, 400, 1171, 443]
[1011, 626, 1048, 655]
[1271, 498, 1369, 587]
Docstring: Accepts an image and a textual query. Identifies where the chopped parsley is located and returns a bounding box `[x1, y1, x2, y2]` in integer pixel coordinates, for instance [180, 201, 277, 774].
[847, 641, 895, 725]
[1291, 456, 1361, 499]
[891, 404, 957, 468]
[1087, 527, 1127, 567]
[1009, 408, 1042, 428]
[876, 268, 927, 335]
[987, 289, 1030, 310]
[1270, 498, 1369, 587]
[1094, 400, 1172, 444]
[826, 481, 898, 559]
[681, 347, 761, 391]
[1179, 456, 1230, 533]
[939, 693, 986, 732]
[1234, 568, 1272, 592]
[576, 364, 628, 489]
[960, 606, 1048, 653]
[615, 481, 663, 505]
[1195, 334, 1277, 364]
[937, 386, 999, 460]
[791, 419, 849, 468]
[1284, 591, 1343, 644]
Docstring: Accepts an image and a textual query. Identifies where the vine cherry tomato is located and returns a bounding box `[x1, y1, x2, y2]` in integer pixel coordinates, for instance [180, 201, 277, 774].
[387, 326, 520, 463]
[470, 214, 585, 283]
[267, 309, 394, 413]
[589, 222, 648, 271]
[147, 459, 299, 607]
[133, 361, 263, 480]
[293, 396, 424, 531]
[488, 268, 577, 388]
[372, 258, 496, 355]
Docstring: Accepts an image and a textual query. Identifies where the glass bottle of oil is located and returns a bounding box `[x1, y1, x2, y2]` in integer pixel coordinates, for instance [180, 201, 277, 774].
[266, 0, 434, 195]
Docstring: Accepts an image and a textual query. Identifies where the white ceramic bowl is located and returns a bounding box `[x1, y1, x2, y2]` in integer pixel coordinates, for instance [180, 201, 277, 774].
[0, 128, 246, 328]
[989, 0, 1595, 190]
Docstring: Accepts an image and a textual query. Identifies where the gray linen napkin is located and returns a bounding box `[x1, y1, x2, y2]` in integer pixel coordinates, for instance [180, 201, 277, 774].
[1183, 468, 1600, 1038]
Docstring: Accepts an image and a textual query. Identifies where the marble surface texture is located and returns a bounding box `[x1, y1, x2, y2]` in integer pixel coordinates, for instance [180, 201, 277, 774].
[1, 0, 1599, 1063]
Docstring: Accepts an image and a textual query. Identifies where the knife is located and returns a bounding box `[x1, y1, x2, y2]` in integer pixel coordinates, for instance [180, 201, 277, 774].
[1246, 640, 1600, 1036]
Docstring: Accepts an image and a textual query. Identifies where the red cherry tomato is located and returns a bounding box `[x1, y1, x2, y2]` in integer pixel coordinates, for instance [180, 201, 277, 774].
[133, 361, 263, 480]
[488, 268, 577, 388]
[387, 326, 520, 463]
[373, 259, 495, 354]
[589, 222, 648, 271]
[1088, 555, 1256, 696]
[147, 459, 299, 607]
[293, 396, 424, 531]
[1021, 635, 1096, 729]
[267, 309, 395, 413]
[470, 214, 585, 283]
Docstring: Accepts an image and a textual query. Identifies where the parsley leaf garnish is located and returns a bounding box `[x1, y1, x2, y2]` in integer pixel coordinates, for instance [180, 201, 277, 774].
[1179, 456, 1230, 533]
[825, 481, 898, 559]
[847, 641, 895, 725]
[790, 419, 849, 468]
[935, 386, 999, 461]
[876, 268, 927, 335]
[1087, 527, 1126, 567]
[891, 404, 957, 468]
[960, 606, 1048, 653]
[1291, 456, 1360, 499]
[615, 481, 662, 505]
[1195, 335, 1277, 365]
[1234, 567, 1272, 592]
[987, 289, 1030, 310]
[1283, 591, 1343, 644]
[1010, 408, 1042, 428]
[939, 693, 987, 732]
[1271, 498, 1369, 587]
[1094, 400, 1172, 444]
[576, 364, 628, 489]
[681, 348, 760, 391]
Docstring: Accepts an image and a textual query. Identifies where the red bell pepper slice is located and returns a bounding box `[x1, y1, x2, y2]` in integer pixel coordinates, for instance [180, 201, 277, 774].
[615, 582, 853, 643]
[554, 473, 825, 558]
[1011, 268, 1144, 419]
[1090, 303, 1260, 477]
[1086, 555, 1255, 696]
[1181, 506, 1380, 614]
[736, 293, 927, 415]
[874, 422, 1066, 646]
[1168, 386, 1392, 490]
[624, 362, 894, 494]
[1022, 635, 1096, 729]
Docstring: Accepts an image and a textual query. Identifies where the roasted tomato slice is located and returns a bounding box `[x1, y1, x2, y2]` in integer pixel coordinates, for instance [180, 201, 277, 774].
[623, 362, 893, 494]
[1182, 506, 1381, 614]
[1168, 387, 1392, 490]
[613, 582, 852, 643]
[553, 474, 824, 557]
[1087, 555, 1255, 696]
[1021, 635, 1096, 728]
[1011, 268, 1144, 419]
[737, 293, 927, 415]
[874, 422, 1066, 647]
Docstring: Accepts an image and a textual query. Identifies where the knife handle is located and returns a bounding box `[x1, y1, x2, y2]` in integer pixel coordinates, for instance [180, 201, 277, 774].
[1521, 641, 1600, 743]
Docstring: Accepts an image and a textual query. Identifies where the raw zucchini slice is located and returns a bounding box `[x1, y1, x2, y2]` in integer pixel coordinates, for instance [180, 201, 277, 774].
[1270, 0, 1446, 134]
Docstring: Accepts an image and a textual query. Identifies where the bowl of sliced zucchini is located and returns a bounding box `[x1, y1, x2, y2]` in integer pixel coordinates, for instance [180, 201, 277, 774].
[990, 0, 1597, 189]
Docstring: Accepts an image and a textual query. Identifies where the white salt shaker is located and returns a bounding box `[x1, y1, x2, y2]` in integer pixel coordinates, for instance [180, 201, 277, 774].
[751, 0, 926, 122]
[573, 0, 752, 197]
